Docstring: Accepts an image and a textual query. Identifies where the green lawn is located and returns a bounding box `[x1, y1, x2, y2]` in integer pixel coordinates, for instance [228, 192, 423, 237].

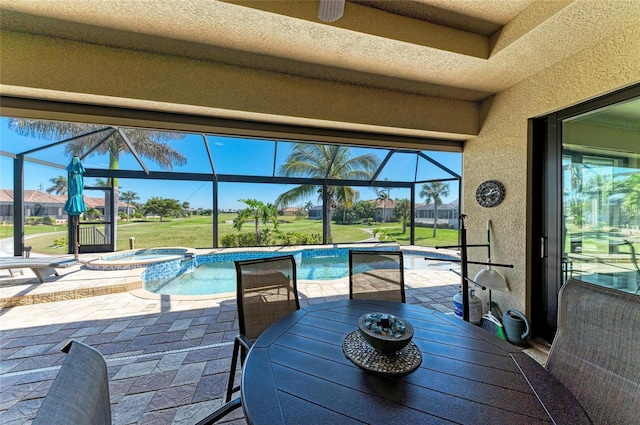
[3, 215, 459, 254]
[0, 224, 66, 238]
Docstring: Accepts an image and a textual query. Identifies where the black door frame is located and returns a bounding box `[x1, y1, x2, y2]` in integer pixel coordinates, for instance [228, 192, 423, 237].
[531, 83, 640, 342]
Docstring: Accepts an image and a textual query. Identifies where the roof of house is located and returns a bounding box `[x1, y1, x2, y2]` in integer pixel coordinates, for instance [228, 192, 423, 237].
[0, 189, 64, 204]
[0, 189, 128, 208]
[416, 199, 460, 211]
[369, 199, 396, 209]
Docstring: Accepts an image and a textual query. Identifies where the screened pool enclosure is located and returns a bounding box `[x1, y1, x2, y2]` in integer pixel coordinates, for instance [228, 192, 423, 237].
[1, 117, 461, 256]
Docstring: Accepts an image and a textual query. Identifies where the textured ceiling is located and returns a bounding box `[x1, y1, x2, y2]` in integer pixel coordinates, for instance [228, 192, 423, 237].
[0, 0, 638, 104]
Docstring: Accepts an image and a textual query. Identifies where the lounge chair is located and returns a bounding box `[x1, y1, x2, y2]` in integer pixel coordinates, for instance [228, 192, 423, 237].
[0, 256, 78, 283]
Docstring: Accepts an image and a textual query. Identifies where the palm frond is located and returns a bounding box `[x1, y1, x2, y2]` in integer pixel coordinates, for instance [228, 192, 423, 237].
[10, 119, 187, 171]
[275, 185, 319, 207]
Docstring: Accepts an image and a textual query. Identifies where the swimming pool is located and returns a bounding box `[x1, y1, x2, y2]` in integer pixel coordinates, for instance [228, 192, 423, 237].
[142, 248, 457, 296]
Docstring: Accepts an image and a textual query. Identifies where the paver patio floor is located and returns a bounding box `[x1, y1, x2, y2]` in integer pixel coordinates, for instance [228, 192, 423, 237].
[0, 258, 461, 425]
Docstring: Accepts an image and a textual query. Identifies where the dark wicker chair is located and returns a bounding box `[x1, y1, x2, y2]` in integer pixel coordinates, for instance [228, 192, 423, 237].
[349, 250, 405, 303]
[225, 254, 300, 402]
[33, 340, 240, 425]
[545, 278, 640, 424]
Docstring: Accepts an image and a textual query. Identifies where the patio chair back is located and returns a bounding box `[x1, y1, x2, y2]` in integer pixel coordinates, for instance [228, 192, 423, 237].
[545, 278, 640, 425]
[226, 255, 300, 402]
[349, 250, 405, 303]
[33, 340, 111, 425]
[235, 254, 300, 341]
[32, 339, 241, 425]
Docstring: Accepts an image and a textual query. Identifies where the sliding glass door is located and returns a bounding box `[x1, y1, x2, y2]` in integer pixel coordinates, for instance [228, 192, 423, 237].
[532, 85, 640, 341]
[562, 103, 639, 292]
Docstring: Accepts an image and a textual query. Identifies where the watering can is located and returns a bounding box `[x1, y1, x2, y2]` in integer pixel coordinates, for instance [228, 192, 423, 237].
[502, 309, 530, 346]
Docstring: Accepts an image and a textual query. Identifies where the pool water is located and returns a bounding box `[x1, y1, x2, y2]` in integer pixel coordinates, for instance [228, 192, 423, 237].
[146, 254, 352, 296]
[144, 250, 457, 296]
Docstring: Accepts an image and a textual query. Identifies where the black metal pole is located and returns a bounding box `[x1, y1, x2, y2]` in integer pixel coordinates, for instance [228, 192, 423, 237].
[74, 215, 79, 259]
[13, 155, 25, 256]
[459, 214, 469, 321]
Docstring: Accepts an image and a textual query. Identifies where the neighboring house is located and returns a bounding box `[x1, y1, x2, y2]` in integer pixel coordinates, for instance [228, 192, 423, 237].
[372, 199, 395, 222]
[0, 189, 129, 223]
[1, 189, 66, 223]
[415, 199, 459, 229]
[280, 207, 300, 216]
[307, 205, 323, 220]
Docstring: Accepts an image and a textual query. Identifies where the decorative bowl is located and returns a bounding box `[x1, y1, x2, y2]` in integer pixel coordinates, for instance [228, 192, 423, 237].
[357, 312, 414, 354]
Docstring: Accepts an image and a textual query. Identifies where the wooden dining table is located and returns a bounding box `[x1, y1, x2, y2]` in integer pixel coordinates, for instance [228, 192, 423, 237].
[241, 299, 591, 425]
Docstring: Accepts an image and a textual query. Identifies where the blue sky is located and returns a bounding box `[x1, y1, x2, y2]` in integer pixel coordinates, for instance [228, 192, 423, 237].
[0, 118, 460, 210]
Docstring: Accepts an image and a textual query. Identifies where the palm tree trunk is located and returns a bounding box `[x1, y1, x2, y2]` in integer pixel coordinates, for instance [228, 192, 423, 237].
[255, 220, 260, 244]
[109, 154, 119, 187]
[433, 204, 439, 237]
[327, 207, 333, 243]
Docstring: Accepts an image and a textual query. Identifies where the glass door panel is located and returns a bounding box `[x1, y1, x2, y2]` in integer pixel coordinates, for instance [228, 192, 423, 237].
[562, 97, 640, 293]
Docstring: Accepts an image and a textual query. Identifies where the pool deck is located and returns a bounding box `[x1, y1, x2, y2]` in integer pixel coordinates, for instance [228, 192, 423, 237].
[0, 247, 548, 424]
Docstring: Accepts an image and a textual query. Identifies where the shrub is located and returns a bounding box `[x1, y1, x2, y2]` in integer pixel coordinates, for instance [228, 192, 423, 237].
[52, 236, 67, 247]
[221, 232, 260, 247]
[221, 234, 239, 247]
[27, 217, 43, 225]
[373, 227, 394, 242]
[414, 222, 452, 229]
[239, 233, 259, 246]
[277, 231, 321, 246]
[41, 216, 56, 225]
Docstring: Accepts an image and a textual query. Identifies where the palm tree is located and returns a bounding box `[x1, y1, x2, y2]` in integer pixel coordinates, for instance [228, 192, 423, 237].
[338, 189, 360, 223]
[46, 175, 68, 195]
[233, 199, 279, 244]
[8, 120, 187, 186]
[119, 191, 139, 221]
[275, 144, 380, 242]
[376, 189, 391, 222]
[393, 198, 411, 234]
[304, 201, 314, 213]
[420, 182, 450, 237]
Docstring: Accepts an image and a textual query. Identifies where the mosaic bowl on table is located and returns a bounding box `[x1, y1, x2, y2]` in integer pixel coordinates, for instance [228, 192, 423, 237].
[357, 312, 414, 354]
[342, 312, 421, 376]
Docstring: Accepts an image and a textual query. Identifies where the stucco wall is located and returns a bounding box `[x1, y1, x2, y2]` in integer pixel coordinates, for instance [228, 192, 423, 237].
[463, 23, 640, 315]
[0, 30, 478, 140]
